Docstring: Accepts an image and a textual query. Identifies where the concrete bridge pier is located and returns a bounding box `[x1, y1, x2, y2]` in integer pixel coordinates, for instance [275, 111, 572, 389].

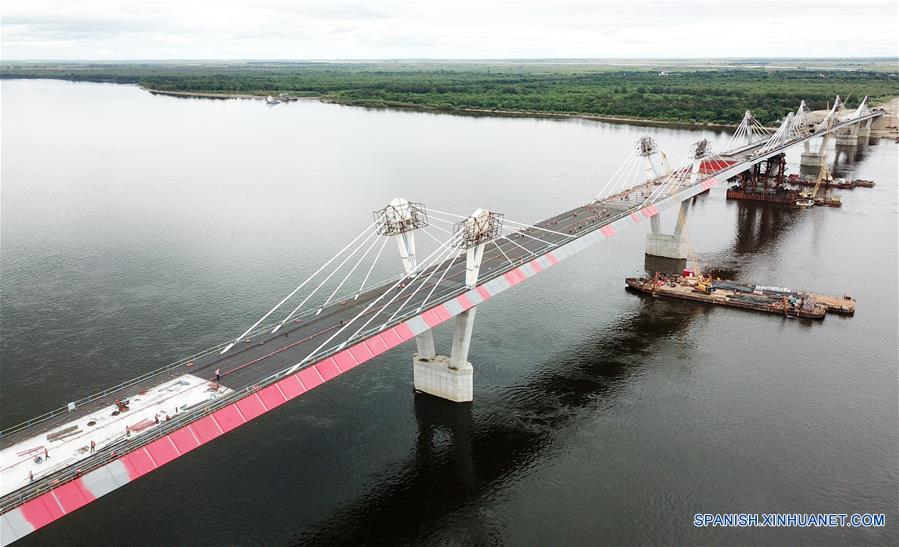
[413, 244, 483, 402]
[413, 209, 501, 403]
[645, 200, 689, 261]
[856, 118, 872, 144]
[834, 124, 859, 147]
[800, 150, 824, 169]
[645, 144, 703, 265]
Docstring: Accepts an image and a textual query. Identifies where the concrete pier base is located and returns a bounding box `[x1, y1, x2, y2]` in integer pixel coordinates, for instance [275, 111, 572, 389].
[835, 133, 859, 147]
[800, 152, 823, 168]
[644, 254, 687, 276]
[645, 233, 688, 260]
[413, 354, 473, 403]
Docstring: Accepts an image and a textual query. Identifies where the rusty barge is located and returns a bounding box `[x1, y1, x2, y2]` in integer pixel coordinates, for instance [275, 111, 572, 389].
[625, 274, 855, 319]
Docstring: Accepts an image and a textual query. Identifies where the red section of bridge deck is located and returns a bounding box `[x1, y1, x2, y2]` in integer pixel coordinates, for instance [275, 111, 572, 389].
[315, 359, 341, 381]
[601, 225, 616, 238]
[394, 322, 414, 342]
[333, 349, 358, 371]
[146, 436, 180, 466]
[212, 404, 245, 433]
[699, 160, 735, 173]
[297, 366, 324, 391]
[52, 479, 94, 513]
[433, 305, 451, 322]
[236, 394, 267, 421]
[278, 374, 306, 398]
[169, 426, 200, 453]
[363, 335, 389, 358]
[190, 416, 223, 444]
[476, 285, 491, 300]
[504, 269, 525, 286]
[20, 493, 64, 529]
[348, 342, 374, 363]
[457, 293, 473, 310]
[257, 384, 287, 410]
[122, 449, 156, 479]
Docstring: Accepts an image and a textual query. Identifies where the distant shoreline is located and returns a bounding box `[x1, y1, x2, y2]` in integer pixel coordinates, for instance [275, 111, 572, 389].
[144, 88, 320, 101]
[144, 87, 742, 130]
[115, 87, 899, 136]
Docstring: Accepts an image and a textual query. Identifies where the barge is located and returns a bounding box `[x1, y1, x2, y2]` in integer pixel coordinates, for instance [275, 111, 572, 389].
[787, 174, 876, 190]
[625, 273, 855, 319]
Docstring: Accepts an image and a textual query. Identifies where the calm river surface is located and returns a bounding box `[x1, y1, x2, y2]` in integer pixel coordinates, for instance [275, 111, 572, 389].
[1, 79, 897, 545]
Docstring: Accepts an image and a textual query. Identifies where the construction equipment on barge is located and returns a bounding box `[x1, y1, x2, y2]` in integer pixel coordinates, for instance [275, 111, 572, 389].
[725, 153, 804, 207]
[625, 272, 855, 319]
[787, 174, 876, 189]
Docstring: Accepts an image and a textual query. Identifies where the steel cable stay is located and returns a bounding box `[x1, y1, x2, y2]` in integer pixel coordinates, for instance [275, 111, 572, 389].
[273, 226, 384, 330]
[380, 233, 458, 328]
[296, 230, 464, 367]
[220, 218, 383, 353]
[356, 236, 390, 298]
[379, 233, 463, 327]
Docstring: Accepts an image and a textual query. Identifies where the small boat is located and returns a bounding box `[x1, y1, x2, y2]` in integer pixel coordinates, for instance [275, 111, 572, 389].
[266, 95, 280, 105]
[795, 199, 815, 208]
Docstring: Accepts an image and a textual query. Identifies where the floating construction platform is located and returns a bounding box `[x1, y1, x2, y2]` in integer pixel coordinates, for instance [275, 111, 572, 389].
[787, 174, 876, 190]
[625, 275, 855, 319]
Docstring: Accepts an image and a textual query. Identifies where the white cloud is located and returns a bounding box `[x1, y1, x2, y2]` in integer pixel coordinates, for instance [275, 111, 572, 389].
[1, 0, 897, 60]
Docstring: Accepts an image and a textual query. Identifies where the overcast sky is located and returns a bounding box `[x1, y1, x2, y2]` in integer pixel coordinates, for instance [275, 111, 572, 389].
[2, 0, 897, 60]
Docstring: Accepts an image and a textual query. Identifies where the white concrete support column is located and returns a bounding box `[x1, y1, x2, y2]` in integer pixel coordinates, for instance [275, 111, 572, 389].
[673, 201, 689, 237]
[393, 222, 436, 359]
[801, 151, 824, 169]
[394, 232, 417, 274]
[643, 154, 660, 180]
[744, 111, 754, 146]
[857, 118, 872, 140]
[688, 157, 702, 186]
[650, 214, 661, 235]
[413, 235, 489, 403]
[645, 201, 689, 260]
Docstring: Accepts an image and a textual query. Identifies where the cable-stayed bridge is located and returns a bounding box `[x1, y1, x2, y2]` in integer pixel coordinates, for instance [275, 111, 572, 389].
[0, 96, 882, 544]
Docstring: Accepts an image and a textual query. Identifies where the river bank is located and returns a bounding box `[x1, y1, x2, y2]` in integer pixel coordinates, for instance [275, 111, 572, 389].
[142, 87, 899, 135]
[144, 88, 319, 101]
[143, 87, 744, 130]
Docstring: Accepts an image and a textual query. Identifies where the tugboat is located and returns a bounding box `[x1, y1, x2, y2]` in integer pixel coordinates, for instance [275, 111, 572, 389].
[265, 95, 280, 105]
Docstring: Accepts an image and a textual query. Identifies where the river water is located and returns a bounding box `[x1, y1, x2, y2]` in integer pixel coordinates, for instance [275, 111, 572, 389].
[1, 79, 897, 545]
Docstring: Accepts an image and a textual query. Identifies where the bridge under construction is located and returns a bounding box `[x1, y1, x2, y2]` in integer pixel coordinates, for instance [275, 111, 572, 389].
[0, 96, 883, 545]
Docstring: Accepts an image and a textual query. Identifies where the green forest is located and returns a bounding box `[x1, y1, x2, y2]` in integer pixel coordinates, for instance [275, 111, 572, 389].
[3, 62, 896, 125]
